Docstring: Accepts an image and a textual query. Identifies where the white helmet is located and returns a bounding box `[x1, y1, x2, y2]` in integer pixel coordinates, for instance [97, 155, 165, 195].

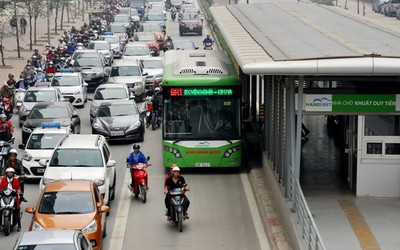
[172, 166, 180, 172]
[5, 168, 15, 173]
[155, 87, 160, 92]
[9, 149, 17, 155]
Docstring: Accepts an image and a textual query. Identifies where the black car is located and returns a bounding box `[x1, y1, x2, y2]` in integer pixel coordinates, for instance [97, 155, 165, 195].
[21, 102, 81, 144]
[92, 100, 145, 141]
[72, 53, 110, 88]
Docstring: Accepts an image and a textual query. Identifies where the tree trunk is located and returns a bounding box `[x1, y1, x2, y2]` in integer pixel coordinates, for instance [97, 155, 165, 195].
[61, 0, 65, 30]
[54, 0, 59, 34]
[14, 1, 21, 58]
[34, 16, 37, 44]
[0, 40, 5, 66]
[29, 16, 33, 50]
[67, 0, 70, 23]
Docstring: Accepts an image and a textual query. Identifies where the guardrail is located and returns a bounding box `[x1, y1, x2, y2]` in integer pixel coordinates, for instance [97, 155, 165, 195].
[288, 168, 326, 250]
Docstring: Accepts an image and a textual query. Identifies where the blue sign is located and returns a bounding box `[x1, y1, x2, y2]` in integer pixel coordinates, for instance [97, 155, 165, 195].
[41, 122, 61, 129]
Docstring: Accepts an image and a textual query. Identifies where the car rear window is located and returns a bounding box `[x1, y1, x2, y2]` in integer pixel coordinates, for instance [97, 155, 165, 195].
[50, 149, 103, 167]
[38, 191, 94, 214]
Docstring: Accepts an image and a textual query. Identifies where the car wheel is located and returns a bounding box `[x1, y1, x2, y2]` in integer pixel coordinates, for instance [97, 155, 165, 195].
[199, 30, 203, 36]
[102, 220, 107, 238]
[179, 30, 183, 36]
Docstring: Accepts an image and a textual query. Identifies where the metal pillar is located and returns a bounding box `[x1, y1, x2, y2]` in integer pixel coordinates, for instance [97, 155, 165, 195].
[284, 77, 296, 198]
[294, 76, 304, 180]
[251, 75, 257, 124]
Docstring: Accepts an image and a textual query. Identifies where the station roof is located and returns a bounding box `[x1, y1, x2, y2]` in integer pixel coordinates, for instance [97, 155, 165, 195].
[210, 1, 400, 75]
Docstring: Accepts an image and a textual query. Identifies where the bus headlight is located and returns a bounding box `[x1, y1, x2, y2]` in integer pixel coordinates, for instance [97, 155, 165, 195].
[223, 145, 241, 158]
[164, 146, 182, 158]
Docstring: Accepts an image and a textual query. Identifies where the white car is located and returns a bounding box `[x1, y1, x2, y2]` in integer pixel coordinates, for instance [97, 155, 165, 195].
[39, 134, 117, 206]
[139, 57, 164, 88]
[51, 72, 88, 107]
[88, 40, 114, 65]
[99, 34, 124, 59]
[19, 123, 70, 180]
[122, 42, 153, 61]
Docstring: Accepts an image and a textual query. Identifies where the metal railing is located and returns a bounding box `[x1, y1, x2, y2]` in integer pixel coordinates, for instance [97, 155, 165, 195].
[288, 168, 326, 250]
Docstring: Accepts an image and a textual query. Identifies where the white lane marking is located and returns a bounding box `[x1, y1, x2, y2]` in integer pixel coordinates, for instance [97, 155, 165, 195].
[108, 168, 132, 250]
[240, 172, 271, 250]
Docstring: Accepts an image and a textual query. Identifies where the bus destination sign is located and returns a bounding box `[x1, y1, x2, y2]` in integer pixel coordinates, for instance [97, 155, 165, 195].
[170, 87, 233, 97]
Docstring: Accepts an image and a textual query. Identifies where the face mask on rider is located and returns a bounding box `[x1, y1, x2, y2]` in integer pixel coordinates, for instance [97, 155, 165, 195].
[6, 173, 13, 179]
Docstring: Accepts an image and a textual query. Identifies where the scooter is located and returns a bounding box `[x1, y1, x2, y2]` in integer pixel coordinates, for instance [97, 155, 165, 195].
[128, 156, 151, 203]
[151, 109, 161, 130]
[1, 97, 12, 120]
[171, 10, 176, 21]
[14, 88, 26, 114]
[0, 188, 20, 236]
[146, 99, 153, 128]
[168, 187, 188, 232]
[204, 42, 213, 50]
[0, 138, 14, 169]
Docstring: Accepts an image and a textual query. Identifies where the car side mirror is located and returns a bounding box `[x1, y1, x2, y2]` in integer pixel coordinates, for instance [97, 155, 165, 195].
[143, 72, 148, 76]
[39, 159, 47, 167]
[83, 82, 88, 87]
[107, 160, 116, 167]
[72, 113, 79, 118]
[99, 205, 110, 213]
[18, 144, 25, 150]
[195, 47, 199, 50]
[147, 156, 150, 161]
[25, 207, 36, 214]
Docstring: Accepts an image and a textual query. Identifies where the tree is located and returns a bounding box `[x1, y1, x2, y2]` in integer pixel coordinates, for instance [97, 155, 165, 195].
[31, 0, 46, 45]
[0, 12, 12, 66]
[53, 0, 61, 34]
[10, 0, 21, 58]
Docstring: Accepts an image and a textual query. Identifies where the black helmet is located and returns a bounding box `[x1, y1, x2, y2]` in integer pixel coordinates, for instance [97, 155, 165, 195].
[132, 144, 140, 149]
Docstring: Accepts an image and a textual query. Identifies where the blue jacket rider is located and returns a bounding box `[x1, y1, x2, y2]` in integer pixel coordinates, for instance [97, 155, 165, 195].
[203, 34, 214, 45]
[127, 144, 148, 188]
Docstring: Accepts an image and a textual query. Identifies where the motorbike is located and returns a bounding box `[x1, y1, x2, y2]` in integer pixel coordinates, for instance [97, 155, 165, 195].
[0, 138, 14, 169]
[14, 88, 26, 114]
[171, 10, 176, 21]
[151, 109, 161, 130]
[145, 96, 153, 127]
[204, 42, 213, 50]
[168, 187, 188, 232]
[0, 188, 20, 236]
[128, 156, 150, 203]
[1, 97, 12, 120]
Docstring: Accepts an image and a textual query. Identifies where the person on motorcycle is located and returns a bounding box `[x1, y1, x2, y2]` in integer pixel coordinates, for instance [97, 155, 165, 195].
[31, 55, 41, 70]
[6, 73, 16, 88]
[22, 63, 35, 81]
[57, 57, 68, 71]
[0, 124, 13, 142]
[58, 38, 66, 50]
[67, 41, 76, 54]
[164, 164, 176, 186]
[3, 149, 26, 203]
[126, 144, 150, 189]
[0, 83, 13, 103]
[164, 35, 174, 50]
[45, 61, 57, 75]
[43, 44, 51, 55]
[32, 49, 43, 61]
[35, 68, 46, 82]
[203, 34, 214, 49]
[16, 74, 27, 90]
[0, 114, 13, 133]
[170, 6, 177, 20]
[46, 49, 57, 62]
[164, 166, 190, 221]
[0, 168, 21, 231]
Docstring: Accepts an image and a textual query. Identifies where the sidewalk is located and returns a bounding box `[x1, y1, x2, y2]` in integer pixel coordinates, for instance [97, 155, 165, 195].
[0, 6, 86, 79]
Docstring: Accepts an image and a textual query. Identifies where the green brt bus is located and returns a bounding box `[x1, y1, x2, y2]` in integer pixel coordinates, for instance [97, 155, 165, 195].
[162, 50, 241, 168]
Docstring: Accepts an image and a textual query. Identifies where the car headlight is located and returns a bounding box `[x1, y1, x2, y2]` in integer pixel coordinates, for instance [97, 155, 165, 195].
[23, 152, 32, 161]
[127, 121, 141, 131]
[82, 220, 98, 233]
[93, 122, 102, 129]
[43, 178, 54, 185]
[22, 126, 32, 133]
[94, 178, 105, 186]
[134, 82, 142, 86]
[32, 221, 44, 231]
[74, 90, 82, 95]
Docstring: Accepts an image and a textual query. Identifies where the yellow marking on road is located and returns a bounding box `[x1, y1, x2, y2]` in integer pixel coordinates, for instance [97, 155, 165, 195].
[338, 200, 380, 250]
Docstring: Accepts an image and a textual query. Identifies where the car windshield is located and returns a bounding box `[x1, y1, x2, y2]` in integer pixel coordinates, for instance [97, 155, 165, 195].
[16, 244, 76, 250]
[136, 34, 155, 41]
[38, 191, 94, 214]
[143, 25, 161, 32]
[114, 15, 130, 22]
[100, 36, 119, 44]
[73, 57, 103, 67]
[124, 46, 149, 56]
[110, 25, 127, 33]
[28, 106, 69, 119]
[24, 91, 56, 102]
[173, 41, 196, 50]
[110, 66, 141, 76]
[50, 149, 103, 167]
[164, 97, 241, 140]
[140, 59, 163, 69]
[52, 75, 80, 86]
[94, 88, 128, 100]
[182, 13, 199, 20]
[27, 134, 66, 150]
[97, 103, 138, 117]
[88, 42, 109, 50]
[146, 15, 163, 21]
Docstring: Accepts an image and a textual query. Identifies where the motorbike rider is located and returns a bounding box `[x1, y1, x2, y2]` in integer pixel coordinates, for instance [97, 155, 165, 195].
[0, 83, 14, 113]
[203, 34, 214, 46]
[35, 68, 46, 82]
[164, 35, 174, 50]
[16, 74, 27, 90]
[45, 61, 57, 75]
[0, 124, 13, 142]
[32, 49, 43, 61]
[164, 164, 176, 186]
[0, 168, 22, 231]
[3, 149, 26, 203]
[0, 114, 13, 133]
[126, 144, 150, 189]
[170, 5, 177, 20]
[43, 44, 51, 55]
[6, 74, 16, 89]
[22, 63, 35, 82]
[67, 41, 76, 54]
[164, 166, 190, 221]
[57, 57, 68, 71]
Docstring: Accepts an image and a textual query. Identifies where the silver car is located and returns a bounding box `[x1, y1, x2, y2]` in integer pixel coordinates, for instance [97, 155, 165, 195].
[13, 230, 92, 250]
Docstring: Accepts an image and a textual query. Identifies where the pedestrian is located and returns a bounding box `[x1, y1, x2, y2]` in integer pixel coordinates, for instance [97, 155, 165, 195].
[10, 16, 17, 36]
[20, 16, 27, 35]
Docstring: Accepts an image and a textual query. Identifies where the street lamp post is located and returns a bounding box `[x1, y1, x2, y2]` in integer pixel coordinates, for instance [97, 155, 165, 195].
[47, 0, 50, 45]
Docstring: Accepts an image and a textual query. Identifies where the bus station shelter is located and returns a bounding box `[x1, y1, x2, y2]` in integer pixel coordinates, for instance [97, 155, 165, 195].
[210, 1, 400, 248]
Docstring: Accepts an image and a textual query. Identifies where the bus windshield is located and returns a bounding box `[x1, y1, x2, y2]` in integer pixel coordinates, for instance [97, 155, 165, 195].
[163, 97, 240, 140]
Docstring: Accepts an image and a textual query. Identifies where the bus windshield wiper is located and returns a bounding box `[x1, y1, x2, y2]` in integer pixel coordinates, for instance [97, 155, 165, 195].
[173, 139, 182, 144]
[213, 134, 233, 144]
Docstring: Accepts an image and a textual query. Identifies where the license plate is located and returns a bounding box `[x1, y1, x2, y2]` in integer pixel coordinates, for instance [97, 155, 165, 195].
[195, 163, 211, 167]
[111, 131, 124, 136]
[37, 168, 45, 173]
[189, 27, 193, 30]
